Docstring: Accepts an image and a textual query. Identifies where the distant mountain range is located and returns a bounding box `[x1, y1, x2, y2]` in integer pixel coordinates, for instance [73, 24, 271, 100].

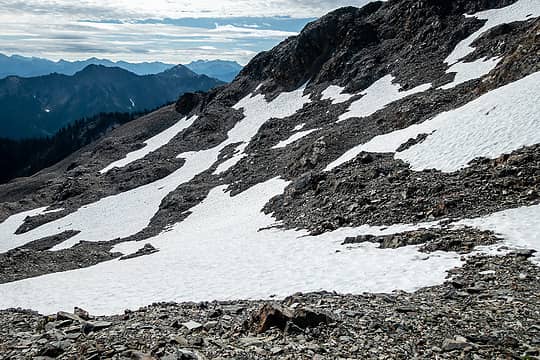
[0, 64, 223, 139]
[0, 54, 173, 78]
[186, 60, 243, 82]
[0, 54, 243, 82]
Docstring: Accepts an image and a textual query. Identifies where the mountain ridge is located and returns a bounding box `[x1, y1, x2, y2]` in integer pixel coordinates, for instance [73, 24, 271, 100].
[0, 64, 223, 139]
[0, 54, 244, 82]
[0, 54, 174, 78]
[185, 59, 244, 82]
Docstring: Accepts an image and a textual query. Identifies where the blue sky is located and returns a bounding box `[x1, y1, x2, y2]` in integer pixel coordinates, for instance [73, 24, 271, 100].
[0, 0, 375, 64]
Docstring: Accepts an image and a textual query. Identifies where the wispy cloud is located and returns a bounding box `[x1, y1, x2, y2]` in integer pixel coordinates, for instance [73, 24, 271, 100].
[0, 0, 376, 64]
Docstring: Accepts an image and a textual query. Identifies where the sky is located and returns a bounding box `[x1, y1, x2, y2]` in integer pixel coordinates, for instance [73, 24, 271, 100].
[0, 0, 375, 65]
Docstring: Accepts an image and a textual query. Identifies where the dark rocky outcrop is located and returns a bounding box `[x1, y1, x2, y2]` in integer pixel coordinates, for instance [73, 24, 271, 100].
[342, 227, 500, 253]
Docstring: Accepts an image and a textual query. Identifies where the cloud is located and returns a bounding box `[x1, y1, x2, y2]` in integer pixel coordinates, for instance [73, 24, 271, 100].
[0, 0, 377, 64]
[0, 0, 376, 19]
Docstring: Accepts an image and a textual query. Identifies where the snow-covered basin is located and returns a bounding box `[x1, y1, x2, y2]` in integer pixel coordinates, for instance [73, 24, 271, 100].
[1, 45, 539, 313]
[0, 178, 462, 315]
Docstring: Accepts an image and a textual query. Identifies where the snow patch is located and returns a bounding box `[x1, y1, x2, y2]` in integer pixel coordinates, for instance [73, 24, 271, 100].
[338, 75, 431, 122]
[479, 270, 496, 275]
[0, 208, 49, 241]
[214, 143, 248, 174]
[101, 115, 198, 173]
[272, 129, 320, 149]
[321, 85, 354, 104]
[327, 71, 540, 172]
[458, 204, 540, 265]
[213, 84, 311, 174]
[446, 0, 540, 65]
[441, 57, 500, 90]
[442, 0, 540, 89]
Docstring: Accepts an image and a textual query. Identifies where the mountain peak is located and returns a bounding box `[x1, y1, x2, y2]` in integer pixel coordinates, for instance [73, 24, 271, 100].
[73, 64, 135, 80]
[159, 64, 200, 79]
[185, 59, 243, 82]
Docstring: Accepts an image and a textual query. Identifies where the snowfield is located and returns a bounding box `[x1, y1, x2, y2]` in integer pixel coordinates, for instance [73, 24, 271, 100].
[0, 178, 463, 315]
[0, 207, 53, 240]
[0, 0, 539, 314]
[337, 75, 431, 122]
[1, 70, 539, 314]
[459, 204, 540, 266]
[327, 71, 540, 172]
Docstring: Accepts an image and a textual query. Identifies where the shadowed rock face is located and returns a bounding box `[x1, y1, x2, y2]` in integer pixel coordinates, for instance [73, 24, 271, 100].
[237, 0, 519, 94]
[175, 92, 205, 116]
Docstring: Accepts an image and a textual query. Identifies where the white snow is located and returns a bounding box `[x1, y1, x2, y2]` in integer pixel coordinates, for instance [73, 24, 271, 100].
[214, 143, 248, 174]
[321, 85, 354, 104]
[441, 57, 500, 90]
[0, 207, 49, 239]
[272, 129, 320, 149]
[213, 85, 311, 174]
[0, 85, 311, 253]
[338, 75, 431, 122]
[458, 204, 540, 265]
[479, 270, 496, 275]
[442, 0, 540, 89]
[100, 116, 197, 174]
[327, 71, 540, 172]
[446, 0, 539, 65]
[293, 123, 306, 131]
[2, 61, 539, 315]
[100, 115, 198, 173]
[129, 98, 136, 108]
[0, 178, 462, 315]
[44, 108, 51, 113]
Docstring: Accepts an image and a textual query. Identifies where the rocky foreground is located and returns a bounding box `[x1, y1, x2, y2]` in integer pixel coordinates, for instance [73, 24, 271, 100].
[1, 252, 539, 360]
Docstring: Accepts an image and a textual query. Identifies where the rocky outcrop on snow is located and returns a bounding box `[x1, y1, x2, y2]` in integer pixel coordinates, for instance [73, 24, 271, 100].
[0, 0, 539, 358]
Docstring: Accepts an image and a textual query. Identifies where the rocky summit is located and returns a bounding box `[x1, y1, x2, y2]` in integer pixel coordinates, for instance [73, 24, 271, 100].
[0, 0, 539, 359]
